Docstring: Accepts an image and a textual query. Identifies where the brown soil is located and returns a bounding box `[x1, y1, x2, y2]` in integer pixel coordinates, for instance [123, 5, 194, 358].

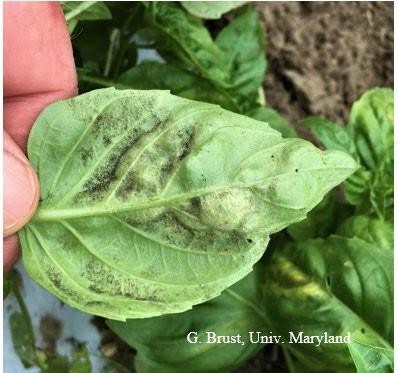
[256, 1, 393, 126]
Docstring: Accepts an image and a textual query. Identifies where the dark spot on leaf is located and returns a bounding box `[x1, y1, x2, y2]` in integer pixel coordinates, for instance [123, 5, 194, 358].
[80, 146, 94, 166]
[103, 134, 112, 146]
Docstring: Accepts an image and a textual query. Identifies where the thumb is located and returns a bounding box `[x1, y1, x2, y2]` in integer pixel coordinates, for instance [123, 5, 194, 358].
[4, 132, 39, 236]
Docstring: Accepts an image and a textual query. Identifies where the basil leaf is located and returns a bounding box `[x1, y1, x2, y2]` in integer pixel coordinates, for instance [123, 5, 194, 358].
[61, 1, 112, 33]
[10, 312, 38, 368]
[348, 341, 393, 373]
[348, 88, 393, 171]
[368, 168, 394, 220]
[343, 167, 372, 207]
[300, 117, 357, 157]
[251, 107, 297, 138]
[117, 62, 239, 112]
[263, 235, 393, 371]
[336, 215, 393, 251]
[108, 265, 267, 372]
[181, 1, 247, 19]
[20, 88, 357, 320]
[287, 192, 337, 241]
[144, 2, 230, 87]
[215, 7, 266, 102]
[3, 271, 14, 299]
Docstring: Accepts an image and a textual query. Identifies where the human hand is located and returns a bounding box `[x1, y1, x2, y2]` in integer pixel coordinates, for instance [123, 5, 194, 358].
[4, 2, 77, 272]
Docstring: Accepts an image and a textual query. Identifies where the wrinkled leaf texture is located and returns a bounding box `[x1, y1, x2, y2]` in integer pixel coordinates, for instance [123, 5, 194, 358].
[20, 88, 356, 320]
[301, 88, 393, 220]
[348, 88, 393, 171]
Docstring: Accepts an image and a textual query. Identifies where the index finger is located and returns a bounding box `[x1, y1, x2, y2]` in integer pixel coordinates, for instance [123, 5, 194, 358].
[4, 2, 78, 151]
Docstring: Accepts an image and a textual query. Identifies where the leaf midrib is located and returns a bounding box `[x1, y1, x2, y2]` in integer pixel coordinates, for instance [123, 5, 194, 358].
[32, 166, 355, 222]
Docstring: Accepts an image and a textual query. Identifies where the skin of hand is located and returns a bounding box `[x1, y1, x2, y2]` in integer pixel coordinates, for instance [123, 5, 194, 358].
[4, 2, 77, 272]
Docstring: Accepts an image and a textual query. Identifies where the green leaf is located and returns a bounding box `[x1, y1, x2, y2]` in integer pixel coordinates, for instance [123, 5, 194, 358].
[263, 235, 393, 371]
[300, 116, 357, 157]
[41, 355, 70, 373]
[102, 360, 132, 373]
[251, 107, 297, 138]
[61, 1, 112, 22]
[108, 265, 267, 372]
[10, 312, 37, 368]
[20, 88, 357, 320]
[368, 168, 393, 220]
[216, 7, 266, 102]
[287, 192, 337, 241]
[344, 166, 393, 219]
[144, 2, 230, 87]
[3, 271, 14, 299]
[343, 167, 372, 207]
[142, 3, 266, 112]
[336, 215, 393, 251]
[348, 341, 393, 373]
[9, 270, 38, 369]
[348, 88, 393, 171]
[117, 62, 239, 112]
[70, 345, 92, 373]
[181, 1, 247, 19]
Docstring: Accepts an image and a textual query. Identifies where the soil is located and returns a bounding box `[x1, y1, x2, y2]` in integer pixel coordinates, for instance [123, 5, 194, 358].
[40, 314, 63, 355]
[256, 1, 393, 127]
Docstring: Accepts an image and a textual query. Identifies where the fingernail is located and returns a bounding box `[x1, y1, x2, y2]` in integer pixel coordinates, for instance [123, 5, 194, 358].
[4, 149, 39, 236]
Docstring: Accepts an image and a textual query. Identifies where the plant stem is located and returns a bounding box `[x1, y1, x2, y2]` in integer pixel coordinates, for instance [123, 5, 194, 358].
[112, 5, 141, 78]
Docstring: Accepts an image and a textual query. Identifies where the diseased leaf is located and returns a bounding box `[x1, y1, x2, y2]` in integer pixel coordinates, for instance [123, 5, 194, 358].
[181, 1, 247, 19]
[20, 88, 357, 320]
[263, 235, 393, 371]
[348, 341, 393, 373]
[251, 107, 297, 138]
[300, 117, 357, 157]
[216, 7, 266, 103]
[348, 88, 393, 171]
[108, 265, 267, 372]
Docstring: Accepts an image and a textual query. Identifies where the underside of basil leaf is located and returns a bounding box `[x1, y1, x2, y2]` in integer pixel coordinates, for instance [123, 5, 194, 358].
[181, 1, 247, 20]
[20, 88, 357, 320]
